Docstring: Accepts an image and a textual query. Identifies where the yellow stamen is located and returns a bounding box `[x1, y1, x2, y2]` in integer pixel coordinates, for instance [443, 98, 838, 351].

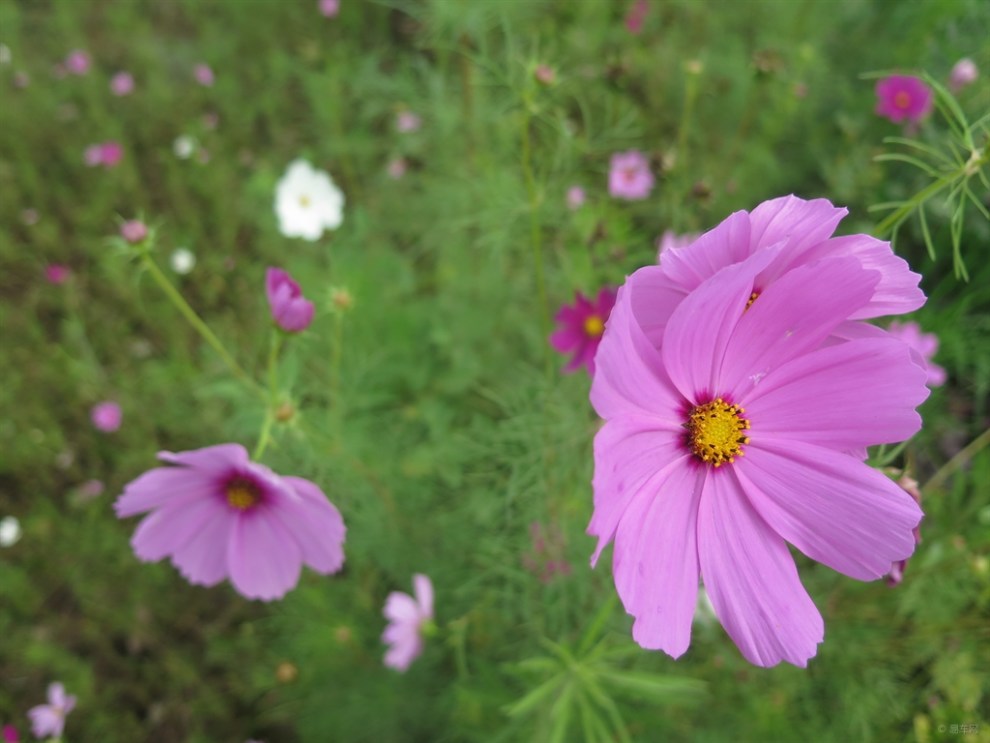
[226, 478, 261, 510]
[584, 315, 605, 338]
[685, 398, 750, 468]
[745, 291, 760, 311]
[299, 194, 311, 208]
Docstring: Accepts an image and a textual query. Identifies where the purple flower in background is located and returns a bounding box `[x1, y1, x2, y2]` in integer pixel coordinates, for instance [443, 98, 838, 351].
[382, 574, 434, 672]
[655, 229, 698, 262]
[110, 71, 134, 96]
[566, 185, 586, 210]
[948, 58, 977, 92]
[608, 150, 654, 200]
[266, 268, 315, 333]
[194, 63, 214, 87]
[887, 320, 946, 387]
[91, 401, 122, 432]
[319, 0, 340, 17]
[27, 683, 76, 739]
[2, 724, 18, 743]
[120, 220, 148, 244]
[45, 264, 71, 285]
[590, 248, 929, 667]
[875, 75, 933, 124]
[115, 444, 346, 601]
[625, 0, 649, 34]
[396, 110, 421, 133]
[84, 141, 124, 168]
[550, 288, 617, 376]
[65, 50, 90, 75]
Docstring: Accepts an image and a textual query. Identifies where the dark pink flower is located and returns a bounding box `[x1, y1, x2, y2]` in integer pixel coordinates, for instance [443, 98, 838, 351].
[91, 401, 122, 432]
[266, 268, 315, 333]
[887, 320, 946, 387]
[115, 444, 346, 600]
[194, 63, 214, 87]
[84, 141, 124, 168]
[382, 574, 433, 671]
[65, 50, 90, 75]
[949, 58, 977, 92]
[28, 682, 76, 739]
[45, 264, 71, 285]
[550, 288, 617, 376]
[319, 0, 340, 17]
[110, 71, 134, 96]
[1, 725, 17, 743]
[608, 150, 654, 200]
[120, 220, 148, 244]
[875, 75, 933, 123]
[625, 0, 649, 34]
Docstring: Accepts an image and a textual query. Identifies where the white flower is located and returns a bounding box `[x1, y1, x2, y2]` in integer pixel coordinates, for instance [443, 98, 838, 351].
[274, 159, 344, 241]
[170, 247, 196, 274]
[0, 516, 21, 547]
[173, 135, 196, 160]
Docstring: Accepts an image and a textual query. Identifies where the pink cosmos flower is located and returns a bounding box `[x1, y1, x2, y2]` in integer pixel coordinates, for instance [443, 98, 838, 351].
[887, 320, 946, 387]
[396, 110, 421, 133]
[194, 63, 214, 87]
[110, 71, 134, 96]
[120, 220, 148, 244]
[319, 0, 340, 17]
[386, 157, 408, 180]
[91, 401, 122, 432]
[608, 150, 654, 200]
[84, 141, 124, 168]
[27, 682, 76, 739]
[534, 64, 556, 85]
[949, 58, 977, 92]
[266, 268, 315, 333]
[589, 248, 929, 667]
[13, 71, 29, 88]
[65, 50, 90, 75]
[1, 724, 17, 743]
[114, 444, 346, 601]
[875, 75, 933, 124]
[45, 264, 71, 285]
[382, 573, 434, 672]
[625, 0, 649, 34]
[656, 230, 698, 262]
[550, 288, 617, 376]
[566, 185, 586, 210]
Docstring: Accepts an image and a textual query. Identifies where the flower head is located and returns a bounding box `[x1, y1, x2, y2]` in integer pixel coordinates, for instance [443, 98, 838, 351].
[45, 264, 71, 285]
[550, 288, 617, 376]
[194, 63, 214, 87]
[173, 135, 197, 160]
[0, 516, 21, 548]
[65, 50, 90, 75]
[120, 220, 148, 244]
[887, 320, 946, 387]
[386, 157, 407, 180]
[396, 110, 421, 133]
[608, 150, 654, 200]
[266, 268, 315, 333]
[875, 75, 933, 123]
[2, 724, 18, 743]
[28, 682, 76, 739]
[949, 58, 978, 92]
[566, 185, 586, 210]
[110, 71, 134, 96]
[170, 248, 196, 275]
[84, 141, 124, 168]
[590, 222, 929, 667]
[319, 0, 340, 17]
[274, 159, 344, 240]
[114, 444, 346, 601]
[382, 574, 433, 672]
[91, 401, 122, 432]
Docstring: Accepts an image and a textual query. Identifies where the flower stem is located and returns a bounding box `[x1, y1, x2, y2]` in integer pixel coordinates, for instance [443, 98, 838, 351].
[922, 426, 990, 492]
[520, 99, 552, 375]
[253, 331, 283, 461]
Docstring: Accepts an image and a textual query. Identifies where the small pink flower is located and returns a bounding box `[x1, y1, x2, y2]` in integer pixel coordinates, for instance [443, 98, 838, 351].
[120, 220, 148, 244]
[382, 574, 434, 672]
[887, 320, 946, 387]
[2, 724, 19, 743]
[396, 110, 421, 133]
[386, 157, 408, 180]
[65, 50, 90, 75]
[115, 444, 346, 600]
[875, 75, 933, 124]
[534, 64, 556, 85]
[550, 287, 617, 376]
[608, 150, 654, 200]
[655, 230, 699, 262]
[194, 63, 214, 87]
[566, 185, 586, 210]
[625, 0, 649, 34]
[266, 268, 315, 333]
[13, 71, 29, 88]
[45, 264, 71, 285]
[110, 71, 134, 96]
[27, 682, 76, 739]
[84, 141, 124, 168]
[948, 58, 977, 92]
[91, 401, 122, 432]
[319, 0, 340, 17]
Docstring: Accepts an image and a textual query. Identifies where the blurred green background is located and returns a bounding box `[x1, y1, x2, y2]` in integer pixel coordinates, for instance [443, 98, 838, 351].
[1, 0, 988, 741]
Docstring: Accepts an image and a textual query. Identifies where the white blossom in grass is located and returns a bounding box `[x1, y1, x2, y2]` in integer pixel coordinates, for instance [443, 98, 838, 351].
[170, 248, 196, 275]
[274, 159, 344, 241]
[0, 516, 21, 547]
[173, 135, 196, 160]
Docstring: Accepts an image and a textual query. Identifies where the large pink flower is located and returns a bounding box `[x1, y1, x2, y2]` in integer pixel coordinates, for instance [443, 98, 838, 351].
[115, 444, 346, 601]
[589, 249, 928, 667]
[550, 288, 617, 376]
[382, 573, 434, 672]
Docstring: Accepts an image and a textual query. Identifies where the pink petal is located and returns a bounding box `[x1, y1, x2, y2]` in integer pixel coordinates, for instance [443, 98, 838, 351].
[170, 505, 235, 586]
[735, 441, 923, 580]
[550, 326, 584, 354]
[612, 460, 704, 658]
[626, 266, 689, 348]
[115, 466, 218, 517]
[589, 415, 687, 565]
[227, 513, 302, 600]
[413, 574, 434, 618]
[698, 471, 824, 667]
[748, 196, 847, 274]
[658, 210, 753, 291]
[276, 476, 346, 574]
[720, 257, 879, 400]
[744, 337, 928, 450]
[157, 443, 249, 474]
[384, 591, 420, 623]
[131, 496, 225, 561]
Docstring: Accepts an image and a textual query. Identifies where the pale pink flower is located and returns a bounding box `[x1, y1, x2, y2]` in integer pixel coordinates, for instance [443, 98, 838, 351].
[266, 268, 315, 333]
[120, 220, 148, 244]
[875, 75, 933, 124]
[534, 64, 556, 85]
[382, 574, 434, 671]
[65, 50, 90, 75]
[386, 157, 407, 179]
[91, 401, 122, 432]
[110, 71, 134, 96]
[566, 185, 586, 210]
[949, 58, 977, 92]
[887, 320, 946, 387]
[608, 150, 654, 200]
[27, 682, 76, 739]
[45, 264, 71, 285]
[550, 288, 617, 376]
[115, 444, 346, 601]
[319, 0, 340, 17]
[655, 230, 698, 262]
[194, 63, 214, 87]
[396, 110, 421, 133]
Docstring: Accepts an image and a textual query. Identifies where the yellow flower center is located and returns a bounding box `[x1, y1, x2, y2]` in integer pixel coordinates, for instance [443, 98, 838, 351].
[298, 194, 311, 208]
[894, 91, 910, 109]
[745, 290, 759, 311]
[583, 315, 605, 337]
[686, 398, 750, 468]
[226, 478, 261, 510]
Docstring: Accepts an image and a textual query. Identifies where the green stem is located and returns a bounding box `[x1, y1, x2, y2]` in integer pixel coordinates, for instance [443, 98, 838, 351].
[521, 99, 551, 375]
[331, 311, 343, 410]
[253, 331, 283, 460]
[140, 250, 262, 397]
[922, 426, 990, 492]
